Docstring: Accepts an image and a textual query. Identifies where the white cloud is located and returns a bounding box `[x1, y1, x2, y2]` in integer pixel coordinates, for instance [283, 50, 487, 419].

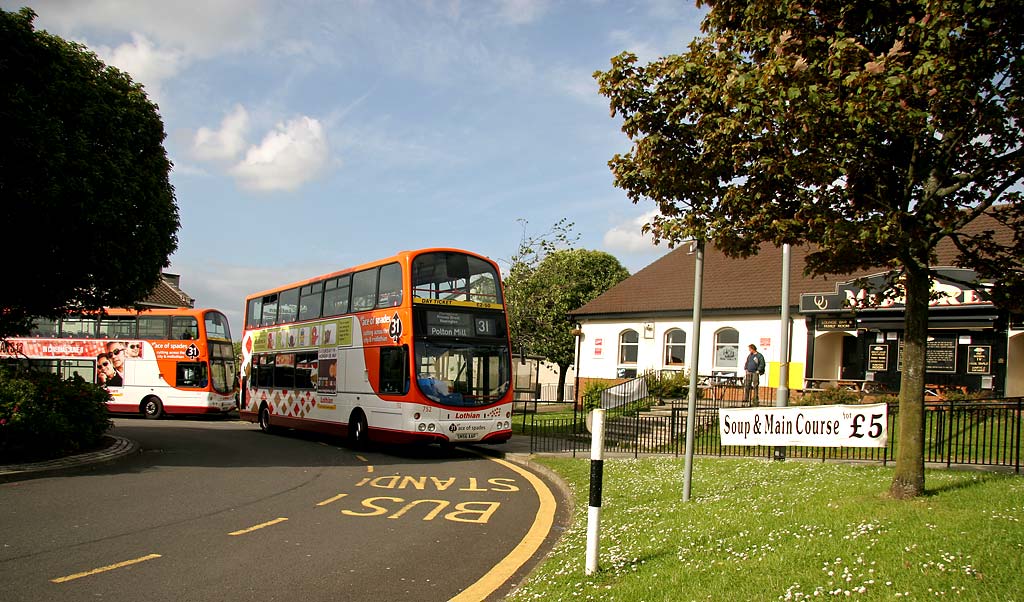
[603, 209, 661, 253]
[549, 65, 606, 106]
[230, 117, 330, 192]
[167, 260, 335, 340]
[608, 29, 667, 64]
[28, 1, 271, 105]
[91, 33, 184, 103]
[192, 105, 250, 162]
[37, 0, 268, 58]
[497, 0, 550, 25]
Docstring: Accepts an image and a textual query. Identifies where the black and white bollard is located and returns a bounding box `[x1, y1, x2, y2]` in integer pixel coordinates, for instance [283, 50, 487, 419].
[585, 408, 606, 575]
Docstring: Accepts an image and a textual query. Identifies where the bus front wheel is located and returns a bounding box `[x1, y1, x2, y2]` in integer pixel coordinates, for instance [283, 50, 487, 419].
[142, 396, 163, 420]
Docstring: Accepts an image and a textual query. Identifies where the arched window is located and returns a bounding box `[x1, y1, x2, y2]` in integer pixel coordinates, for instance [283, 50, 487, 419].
[618, 329, 639, 378]
[664, 329, 686, 366]
[714, 328, 739, 371]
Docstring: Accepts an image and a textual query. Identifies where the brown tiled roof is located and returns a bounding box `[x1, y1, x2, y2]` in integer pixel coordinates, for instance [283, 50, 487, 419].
[140, 274, 195, 308]
[571, 210, 1014, 318]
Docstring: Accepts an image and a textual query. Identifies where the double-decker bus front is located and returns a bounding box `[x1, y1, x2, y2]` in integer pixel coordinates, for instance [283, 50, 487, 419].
[408, 251, 513, 444]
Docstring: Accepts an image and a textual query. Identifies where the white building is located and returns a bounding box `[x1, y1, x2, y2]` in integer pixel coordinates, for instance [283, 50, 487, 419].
[570, 222, 1023, 397]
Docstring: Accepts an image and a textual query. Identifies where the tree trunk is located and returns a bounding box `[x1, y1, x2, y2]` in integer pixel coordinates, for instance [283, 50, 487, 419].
[889, 265, 929, 499]
[556, 363, 568, 402]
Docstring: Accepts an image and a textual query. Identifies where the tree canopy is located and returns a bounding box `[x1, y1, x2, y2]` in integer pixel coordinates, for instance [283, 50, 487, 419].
[596, 0, 1022, 498]
[505, 221, 630, 400]
[1, 8, 179, 337]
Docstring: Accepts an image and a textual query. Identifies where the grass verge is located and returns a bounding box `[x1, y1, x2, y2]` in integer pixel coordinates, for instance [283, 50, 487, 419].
[509, 457, 1023, 601]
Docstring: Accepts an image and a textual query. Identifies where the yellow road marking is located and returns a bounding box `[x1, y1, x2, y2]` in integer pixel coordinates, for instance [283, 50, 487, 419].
[51, 554, 162, 583]
[316, 493, 349, 507]
[356, 455, 374, 473]
[229, 517, 288, 536]
[449, 453, 556, 602]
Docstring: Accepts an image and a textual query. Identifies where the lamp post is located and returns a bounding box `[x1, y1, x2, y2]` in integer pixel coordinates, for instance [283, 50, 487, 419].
[683, 239, 704, 502]
[775, 243, 791, 461]
[571, 326, 583, 433]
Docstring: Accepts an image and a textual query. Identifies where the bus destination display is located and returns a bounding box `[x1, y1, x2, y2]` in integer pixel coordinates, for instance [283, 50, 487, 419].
[426, 311, 497, 338]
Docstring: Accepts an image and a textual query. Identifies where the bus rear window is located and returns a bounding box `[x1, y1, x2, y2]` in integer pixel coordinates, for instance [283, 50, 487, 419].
[247, 298, 263, 328]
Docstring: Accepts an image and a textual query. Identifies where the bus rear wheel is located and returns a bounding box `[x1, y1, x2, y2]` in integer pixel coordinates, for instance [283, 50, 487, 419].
[258, 404, 277, 434]
[142, 397, 163, 420]
[349, 410, 368, 448]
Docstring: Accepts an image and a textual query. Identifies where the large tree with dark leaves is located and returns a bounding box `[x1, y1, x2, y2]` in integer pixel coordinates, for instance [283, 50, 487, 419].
[1, 8, 179, 337]
[596, 0, 1023, 498]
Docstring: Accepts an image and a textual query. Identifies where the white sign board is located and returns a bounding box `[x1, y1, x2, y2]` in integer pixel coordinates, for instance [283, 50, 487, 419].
[719, 403, 888, 448]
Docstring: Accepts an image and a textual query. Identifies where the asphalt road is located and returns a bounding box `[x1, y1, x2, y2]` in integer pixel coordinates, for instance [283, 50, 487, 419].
[0, 417, 566, 602]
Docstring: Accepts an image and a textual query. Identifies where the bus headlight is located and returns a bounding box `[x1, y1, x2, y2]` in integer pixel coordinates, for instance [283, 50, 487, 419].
[427, 423, 436, 432]
[418, 423, 426, 432]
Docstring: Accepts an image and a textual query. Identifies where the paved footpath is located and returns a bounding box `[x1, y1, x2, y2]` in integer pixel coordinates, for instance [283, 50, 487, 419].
[0, 436, 139, 481]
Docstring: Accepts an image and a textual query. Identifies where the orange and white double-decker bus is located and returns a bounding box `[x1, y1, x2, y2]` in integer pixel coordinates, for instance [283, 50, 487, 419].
[1, 307, 236, 418]
[238, 248, 513, 446]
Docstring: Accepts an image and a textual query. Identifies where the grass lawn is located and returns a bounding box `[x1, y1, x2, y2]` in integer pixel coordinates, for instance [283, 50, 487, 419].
[509, 457, 1024, 601]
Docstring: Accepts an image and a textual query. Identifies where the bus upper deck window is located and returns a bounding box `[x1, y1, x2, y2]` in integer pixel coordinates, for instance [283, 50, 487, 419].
[172, 316, 199, 340]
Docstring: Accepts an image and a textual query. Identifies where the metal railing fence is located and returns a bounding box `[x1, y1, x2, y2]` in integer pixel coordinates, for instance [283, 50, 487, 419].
[525, 398, 1023, 473]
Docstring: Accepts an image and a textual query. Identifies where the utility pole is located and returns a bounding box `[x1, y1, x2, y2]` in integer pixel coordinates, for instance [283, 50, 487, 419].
[775, 243, 791, 461]
[683, 239, 704, 501]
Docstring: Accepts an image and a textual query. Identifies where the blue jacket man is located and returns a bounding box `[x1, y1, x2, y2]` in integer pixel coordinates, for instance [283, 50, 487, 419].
[742, 344, 766, 406]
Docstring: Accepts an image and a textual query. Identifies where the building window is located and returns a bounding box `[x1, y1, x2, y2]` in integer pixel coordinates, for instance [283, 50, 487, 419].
[617, 329, 639, 378]
[619, 329, 638, 364]
[714, 328, 739, 371]
[664, 329, 686, 366]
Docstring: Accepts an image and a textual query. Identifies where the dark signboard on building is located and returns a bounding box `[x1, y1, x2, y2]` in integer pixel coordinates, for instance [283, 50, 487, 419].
[868, 345, 889, 371]
[817, 318, 856, 331]
[967, 345, 991, 374]
[926, 337, 957, 373]
[800, 268, 988, 313]
[897, 336, 957, 373]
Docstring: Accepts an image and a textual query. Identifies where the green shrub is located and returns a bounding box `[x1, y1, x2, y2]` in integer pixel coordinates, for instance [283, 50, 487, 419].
[872, 393, 900, 407]
[939, 389, 981, 402]
[797, 386, 862, 406]
[646, 370, 697, 400]
[581, 381, 609, 411]
[0, 367, 112, 462]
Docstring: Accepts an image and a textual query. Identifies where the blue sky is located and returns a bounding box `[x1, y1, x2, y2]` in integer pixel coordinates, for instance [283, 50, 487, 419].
[7, 0, 706, 336]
